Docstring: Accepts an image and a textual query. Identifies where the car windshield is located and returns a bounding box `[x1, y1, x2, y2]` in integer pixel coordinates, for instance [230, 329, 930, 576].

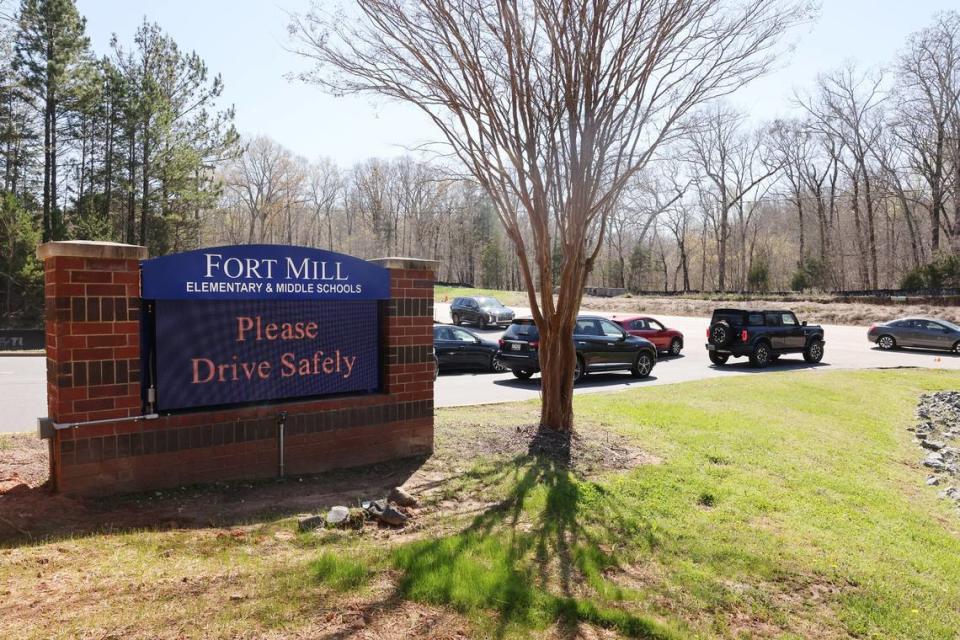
[475, 297, 502, 308]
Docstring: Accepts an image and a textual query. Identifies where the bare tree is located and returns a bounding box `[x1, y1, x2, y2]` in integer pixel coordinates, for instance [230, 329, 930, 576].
[685, 104, 779, 291]
[222, 135, 305, 243]
[290, 0, 812, 430]
[893, 11, 960, 253]
[800, 65, 885, 288]
[306, 157, 342, 249]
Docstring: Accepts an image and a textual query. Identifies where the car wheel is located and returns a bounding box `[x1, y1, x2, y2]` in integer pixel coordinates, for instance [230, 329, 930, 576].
[631, 352, 654, 378]
[708, 352, 729, 366]
[749, 342, 771, 368]
[877, 335, 896, 350]
[573, 356, 585, 384]
[490, 355, 508, 373]
[669, 338, 682, 356]
[803, 339, 824, 363]
[452, 313, 461, 326]
[952, 341, 960, 354]
[512, 369, 533, 380]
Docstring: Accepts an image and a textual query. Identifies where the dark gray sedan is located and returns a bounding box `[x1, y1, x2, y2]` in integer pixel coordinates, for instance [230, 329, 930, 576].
[868, 318, 960, 353]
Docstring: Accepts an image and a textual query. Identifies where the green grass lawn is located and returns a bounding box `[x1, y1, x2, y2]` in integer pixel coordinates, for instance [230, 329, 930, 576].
[434, 284, 528, 306]
[2, 369, 959, 639]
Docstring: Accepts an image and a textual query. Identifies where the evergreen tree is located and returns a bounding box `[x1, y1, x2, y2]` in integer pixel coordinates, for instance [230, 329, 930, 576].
[13, 0, 89, 241]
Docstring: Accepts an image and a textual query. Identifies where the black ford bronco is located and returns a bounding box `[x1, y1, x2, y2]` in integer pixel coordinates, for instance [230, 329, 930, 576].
[705, 308, 825, 368]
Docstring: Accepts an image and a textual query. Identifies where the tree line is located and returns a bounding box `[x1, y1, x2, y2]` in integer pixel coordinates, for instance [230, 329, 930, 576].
[3, 3, 959, 331]
[0, 0, 237, 324]
[216, 10, 960, 300]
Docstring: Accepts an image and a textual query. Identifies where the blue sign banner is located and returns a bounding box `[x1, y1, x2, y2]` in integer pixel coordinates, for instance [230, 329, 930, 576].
[141, 245, 390, 301]
[153, 299, 380, 411]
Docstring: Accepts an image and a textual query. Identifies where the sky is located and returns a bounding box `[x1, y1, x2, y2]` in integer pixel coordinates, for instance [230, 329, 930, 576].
[76, 0, 959, 166]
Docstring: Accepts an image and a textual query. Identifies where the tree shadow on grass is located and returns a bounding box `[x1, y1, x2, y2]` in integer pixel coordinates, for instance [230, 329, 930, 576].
[378, 426, 680, 639]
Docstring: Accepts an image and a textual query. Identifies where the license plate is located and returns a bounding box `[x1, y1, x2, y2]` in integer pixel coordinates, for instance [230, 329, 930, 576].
[511, 343, 521, 351]
[706, 344, 716, 351]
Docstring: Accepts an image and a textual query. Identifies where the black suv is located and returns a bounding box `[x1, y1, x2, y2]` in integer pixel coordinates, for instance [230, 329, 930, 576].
[705, 308, 825, 368]
[497, 316, 657, 382]
[450, 296, 515, 328]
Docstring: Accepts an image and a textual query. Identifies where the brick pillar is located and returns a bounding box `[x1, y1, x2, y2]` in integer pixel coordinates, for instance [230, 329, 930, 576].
[375, 257, 438, 443]
[37, 241, 147, 489]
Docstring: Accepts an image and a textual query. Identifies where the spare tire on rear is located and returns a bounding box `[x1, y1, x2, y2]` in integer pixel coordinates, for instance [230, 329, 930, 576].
[709, 321, 734, 347]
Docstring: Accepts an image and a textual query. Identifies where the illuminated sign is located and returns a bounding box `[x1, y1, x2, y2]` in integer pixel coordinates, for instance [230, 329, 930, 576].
[141, 244, 390, 301]
[141, 246, 389, 411]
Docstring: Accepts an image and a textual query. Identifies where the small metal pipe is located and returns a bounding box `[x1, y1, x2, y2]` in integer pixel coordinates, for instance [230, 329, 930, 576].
[49, 413, 160, 431]
[276, 412, 287, 477]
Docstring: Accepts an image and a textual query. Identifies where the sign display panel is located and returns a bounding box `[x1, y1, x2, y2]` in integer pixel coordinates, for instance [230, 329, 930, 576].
[153, 299, 380, 411]
[141, 245, 390, 411]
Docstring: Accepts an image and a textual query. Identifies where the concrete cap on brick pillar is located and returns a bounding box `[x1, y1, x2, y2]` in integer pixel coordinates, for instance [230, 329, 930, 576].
[372, 257, 440, 271]
[37, 240, 148, 261]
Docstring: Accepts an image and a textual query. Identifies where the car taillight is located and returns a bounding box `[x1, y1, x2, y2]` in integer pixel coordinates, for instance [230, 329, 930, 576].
[498, 339, 505, 348]
[868, 325, 876, 332]
[741, 330, 748, 342]
[706, 328, 710, 339]
[529, 341, 539, 350]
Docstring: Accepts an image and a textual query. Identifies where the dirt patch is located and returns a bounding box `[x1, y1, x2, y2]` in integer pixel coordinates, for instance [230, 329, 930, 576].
[0, 414, 655, 546]
[0, 432, 48, 491]
[436, 417, 657, 475]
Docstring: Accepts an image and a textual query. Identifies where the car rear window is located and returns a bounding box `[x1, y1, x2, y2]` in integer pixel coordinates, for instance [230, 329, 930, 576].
[712, 311, 744, 325]
[504, 321, 539, 340]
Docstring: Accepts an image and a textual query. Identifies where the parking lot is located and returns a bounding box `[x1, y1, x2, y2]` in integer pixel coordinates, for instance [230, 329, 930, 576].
[432, 303, 960, 407]
[2, 304, 959, 433]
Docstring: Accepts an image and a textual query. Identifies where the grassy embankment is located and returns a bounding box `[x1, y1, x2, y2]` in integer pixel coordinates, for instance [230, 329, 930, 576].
[2, 369, 960, 638]
[434, 285, 960, 325]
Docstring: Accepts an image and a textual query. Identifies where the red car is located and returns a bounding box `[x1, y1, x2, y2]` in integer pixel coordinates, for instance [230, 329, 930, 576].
[611, 315, 684, 356]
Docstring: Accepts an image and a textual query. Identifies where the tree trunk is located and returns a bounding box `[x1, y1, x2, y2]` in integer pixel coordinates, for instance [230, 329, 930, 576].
[42, 94, 51, 242]
[140, 122, 150, 246]
[126, 130, 136, 244]
[862, 169, 878, 288]
[50, 98, 58, 240]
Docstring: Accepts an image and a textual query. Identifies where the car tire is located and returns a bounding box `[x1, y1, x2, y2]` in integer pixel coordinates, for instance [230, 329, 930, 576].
[709, 321, 734, 347]
[708, 352, 729, 366]
[573, 356, 586, 384]
[669, 338, 682, 356]
[749, 342, 771, 368]
[769, 354, 780, 361]
[631, 352, 654, 378]
[452, 313, 461, 326]
[803, 339, 824, 363]
[490, 355, 508, 373]
[512, 369, 533, 380]
[877, 335, 896, 351]
[952, 341, 960, 354]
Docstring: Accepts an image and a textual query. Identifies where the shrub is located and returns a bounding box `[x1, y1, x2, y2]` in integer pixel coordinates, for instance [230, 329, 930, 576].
[900, 253, 960, 289]
[747, 258, 770, 292]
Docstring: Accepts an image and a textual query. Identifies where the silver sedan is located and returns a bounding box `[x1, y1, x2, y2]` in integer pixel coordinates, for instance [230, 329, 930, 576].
[868, 318, 960, 353]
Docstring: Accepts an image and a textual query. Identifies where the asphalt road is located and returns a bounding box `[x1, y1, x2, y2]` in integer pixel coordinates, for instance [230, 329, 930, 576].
[2, 305, 958, 433]
[431, 303, 960, 408]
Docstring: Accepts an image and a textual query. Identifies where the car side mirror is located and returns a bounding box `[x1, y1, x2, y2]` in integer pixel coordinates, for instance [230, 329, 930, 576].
[802, 321, 807, 326]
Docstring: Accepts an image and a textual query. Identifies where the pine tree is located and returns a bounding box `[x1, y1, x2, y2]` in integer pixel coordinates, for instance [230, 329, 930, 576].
[13, 0, 90, 241]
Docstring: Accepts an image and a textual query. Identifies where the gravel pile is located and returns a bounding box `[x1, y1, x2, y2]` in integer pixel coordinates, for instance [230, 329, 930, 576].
[912, 391, 960, 511]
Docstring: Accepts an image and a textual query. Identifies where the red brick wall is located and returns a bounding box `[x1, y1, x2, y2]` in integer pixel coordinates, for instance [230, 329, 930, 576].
[43, 254, 142, 425]
[38, 242, 436, 496]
